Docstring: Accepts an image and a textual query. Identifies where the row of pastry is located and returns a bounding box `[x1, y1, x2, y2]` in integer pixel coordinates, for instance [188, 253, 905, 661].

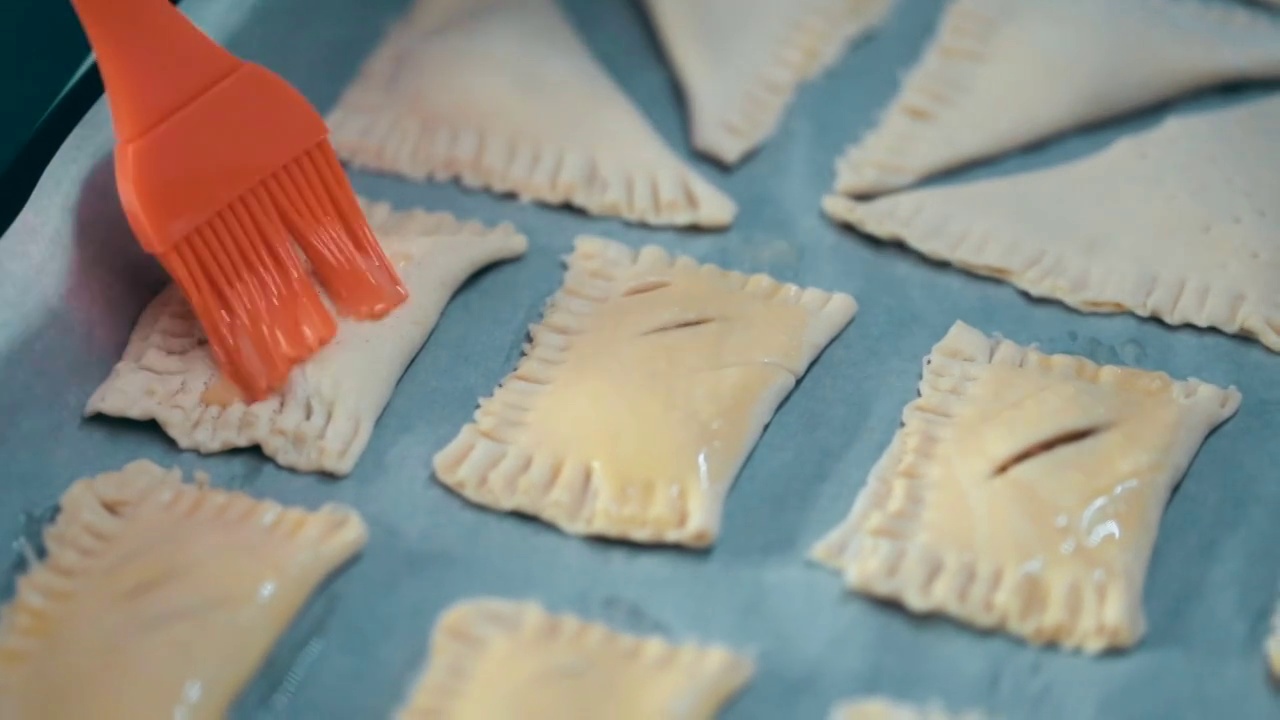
[328, 0, 1280, 353]
[77, 191, 1266, 659]
[0, 460, 983, 718]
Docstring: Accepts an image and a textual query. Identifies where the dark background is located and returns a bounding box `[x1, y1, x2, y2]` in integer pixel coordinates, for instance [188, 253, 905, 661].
[0, 0, 180, 235]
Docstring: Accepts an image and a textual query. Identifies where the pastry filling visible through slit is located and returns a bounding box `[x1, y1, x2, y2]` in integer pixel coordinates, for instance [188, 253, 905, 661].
[435, 237, 857, 546]
[0, 460, 369, 720]
[990, 424, 1110, 479]
[503, 262, 808, 532]
[810, 321, 1240, 652]
[921, 362, 1182, 579]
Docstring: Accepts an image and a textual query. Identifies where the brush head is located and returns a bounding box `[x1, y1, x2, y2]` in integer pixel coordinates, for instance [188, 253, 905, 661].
[114, 62, 407, 399]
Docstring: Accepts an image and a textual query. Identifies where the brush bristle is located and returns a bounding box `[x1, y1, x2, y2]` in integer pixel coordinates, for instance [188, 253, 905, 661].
[158, 184, 338, 401]
[264, 142, 408, 318]
[160, 140, 406, 400]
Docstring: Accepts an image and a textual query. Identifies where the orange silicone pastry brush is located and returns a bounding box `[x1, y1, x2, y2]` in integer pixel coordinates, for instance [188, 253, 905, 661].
[69, 0, 408, 400]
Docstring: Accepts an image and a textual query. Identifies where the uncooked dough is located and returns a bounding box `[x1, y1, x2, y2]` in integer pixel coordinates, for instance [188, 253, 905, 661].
[832, 0, 1280, 196]
[1268, 600, 1280, 680]
[810, 321, 1240, 652]
[85, 198, 527, 476]
[0, 459, 368, 719]
[830, 696, 987, 720]
[395, 598, 754, 719]
[434, 236, 856, 547]
[327, 0, 736, 228]
[825, 94, 1280, 352]
[643, 0, 896, 165]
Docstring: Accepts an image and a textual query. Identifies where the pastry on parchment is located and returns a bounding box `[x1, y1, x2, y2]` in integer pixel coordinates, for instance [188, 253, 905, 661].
[830, 696, 989, 720]
[826, 93, 1280, 352]
[0, 460, 368, 719]
[434, 236, 856, 547]
[86, 198, 527, 476]
[810, 322, 1240, 653]
[832, 0, 1280, 197]
[643, 0, 896, 166]
[395, 598, 753, 720]
[1268, 599, 1280, 681]
[328, 0, 736, 228]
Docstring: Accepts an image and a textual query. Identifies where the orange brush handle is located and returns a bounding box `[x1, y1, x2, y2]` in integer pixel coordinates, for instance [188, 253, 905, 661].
[69, 0, 242, 143]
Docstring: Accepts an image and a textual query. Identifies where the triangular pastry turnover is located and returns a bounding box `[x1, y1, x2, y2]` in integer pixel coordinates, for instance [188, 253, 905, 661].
[825, 94, 1280, 352]
[85, 198, 527, 476]
[395, 598, 754, 719]
[434, 236, 856, 547]
[0, 460, 368, 719]
[830, 697, 987, 720]
[643, 0, 896, 166]
[810, 322, 1240, 653]
[832, 0, 1280, 196]
[327, 0, 736, 228]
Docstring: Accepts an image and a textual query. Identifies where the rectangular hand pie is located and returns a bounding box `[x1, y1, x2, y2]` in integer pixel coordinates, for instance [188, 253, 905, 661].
[86, 199, 527, 476]
[434, 236, 857, 547]
[810, 321, 1240, 652]
[395, 598, 754, 720]
[0, 460, 368, 719]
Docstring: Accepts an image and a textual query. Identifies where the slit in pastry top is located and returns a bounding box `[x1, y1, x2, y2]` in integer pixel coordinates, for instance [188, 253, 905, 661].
[810, 321, 1241, 652]
[434, 236, 857, 547]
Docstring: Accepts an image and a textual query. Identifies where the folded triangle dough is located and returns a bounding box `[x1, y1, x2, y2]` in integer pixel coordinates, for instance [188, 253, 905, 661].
[643, 0, 896, 166]
[0, 460, 368, 720]
[830, 697, 987, 720]
[395, 598, 754, 720]
[810, 322, 1240, 652]
[826, 94, 1280, 352]
[434, 236, 856, 547]
[85, 198, 527, 476]
[832, 0, 1280, 197]
[327, 0, 736, 228]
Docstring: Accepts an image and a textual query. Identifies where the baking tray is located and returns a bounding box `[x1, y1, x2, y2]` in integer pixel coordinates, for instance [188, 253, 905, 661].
[2, 0, 1279, 717]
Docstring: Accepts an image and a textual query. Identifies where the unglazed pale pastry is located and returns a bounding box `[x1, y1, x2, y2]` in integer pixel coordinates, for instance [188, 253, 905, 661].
[830, 697, 987, 720]
[85, 198, 527, 476]
[832, 0, 1280, 196]
[0, 460, 368, 719]
[395, 598, 754, 719]
[826, 94, 1280, 352]
[327, 0, 736, 228]
[434, 236, 856, 547]
[643, 0, 896, 165]
[810, 322, 1240, 652]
